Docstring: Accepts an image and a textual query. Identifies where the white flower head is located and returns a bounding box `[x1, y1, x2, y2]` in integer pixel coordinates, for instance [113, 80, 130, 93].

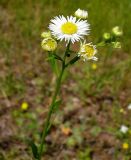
[75, 9, 88, 19]
[49, 16, 90, 43]
[78, 42, 98, 61]
[120, 125, 129, 134]
[41, 38, 57, 51]
[127, 103, 131, 110]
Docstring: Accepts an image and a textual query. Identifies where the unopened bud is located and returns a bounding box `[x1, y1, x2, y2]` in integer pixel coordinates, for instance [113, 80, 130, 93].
[41, 38, 57, 51]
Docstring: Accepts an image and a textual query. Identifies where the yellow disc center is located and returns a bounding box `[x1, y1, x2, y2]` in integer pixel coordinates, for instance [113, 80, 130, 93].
[61, 22, 78, 35]
[47, 40, 55, 47]
[84, 45, 94, 58]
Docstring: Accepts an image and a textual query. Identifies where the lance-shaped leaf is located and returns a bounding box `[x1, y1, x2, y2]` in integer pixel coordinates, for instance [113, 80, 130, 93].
[66, 56, 80, 67]
[27, 139, 39, 159]
[54, 53, 63, 61]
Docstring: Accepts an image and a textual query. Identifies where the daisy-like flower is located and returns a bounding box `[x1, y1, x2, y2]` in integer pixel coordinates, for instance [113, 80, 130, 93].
[78, 42, 97, 61]
[49, 16, 89, 43]
[75, 9, 88, 19]
[41, 38, 57, 51]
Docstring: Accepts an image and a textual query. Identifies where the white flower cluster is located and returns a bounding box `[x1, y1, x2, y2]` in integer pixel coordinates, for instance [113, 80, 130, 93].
[41, 9, 97, 62]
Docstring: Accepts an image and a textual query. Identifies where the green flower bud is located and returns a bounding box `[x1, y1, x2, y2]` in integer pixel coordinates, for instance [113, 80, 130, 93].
[112, 42, 121, 49]
[74, 9, 88, 19]
[103, 32, 111, 40]
[112, 26, 123, 37]
[41, 38, 57, 51]
[41, 31, 51, 38]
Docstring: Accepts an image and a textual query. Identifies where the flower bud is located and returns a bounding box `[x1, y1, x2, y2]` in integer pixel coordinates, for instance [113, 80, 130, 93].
[92, 63, 97, 70]
[41, 31, 51, 38]
[75, 9, 88, 19]
[120, 125, 128, 134]
[127, 103, 131, 110]
[41, 38, 57, 51]
[103, 32, 111, 40]
[112, 42, 121, 49]
[112, 26, 123, 37]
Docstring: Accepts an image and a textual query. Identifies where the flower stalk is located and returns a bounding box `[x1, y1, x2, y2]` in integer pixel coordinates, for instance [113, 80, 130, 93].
[29, 8, 122, 160]
[38, 42, 71, 160]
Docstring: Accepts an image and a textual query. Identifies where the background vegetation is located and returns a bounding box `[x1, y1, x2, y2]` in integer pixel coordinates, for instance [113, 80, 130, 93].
[0, 0, 131, 159]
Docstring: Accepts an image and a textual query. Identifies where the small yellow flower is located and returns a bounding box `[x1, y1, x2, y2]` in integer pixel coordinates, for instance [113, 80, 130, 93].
[21, 102, 29, 111]
[41, 38, 57, 51]
[41, 31, 51, 38]
[120, 108, 124, 113]
[122, 143, 129, 150]
[112, 26, 123, 37]
[103, 32, 111, 40]
[92, 63, 97, 70]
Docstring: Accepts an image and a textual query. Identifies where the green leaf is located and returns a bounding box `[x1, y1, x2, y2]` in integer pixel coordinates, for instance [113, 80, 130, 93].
[54, 54, 63, 61]
[78, 148, 92, 160]
[90, 126, 102, 137]
[97, 41, 105, 47]
[66, 56, 80, 67]
[28, 139, 39, 159]
[66, 136, 76, 147]
[45, 56, 54, 61]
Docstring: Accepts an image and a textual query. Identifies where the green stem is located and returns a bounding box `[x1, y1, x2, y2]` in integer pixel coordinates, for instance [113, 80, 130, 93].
[48, 52, 59, 77]
[38, 42, 70, 160]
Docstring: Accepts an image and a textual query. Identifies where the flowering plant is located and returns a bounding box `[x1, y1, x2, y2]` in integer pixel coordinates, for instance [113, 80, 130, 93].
[29, 9, 122, 160]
